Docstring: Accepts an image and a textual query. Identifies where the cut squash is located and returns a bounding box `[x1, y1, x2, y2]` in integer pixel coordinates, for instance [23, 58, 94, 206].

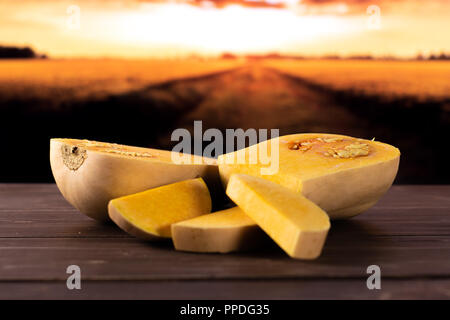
[50, 138, 220, 221]
[108, 178, 211, 240]
[226, 174, 330, 259]
[171, 206, 266, 253]
[218, 133, 400, 219]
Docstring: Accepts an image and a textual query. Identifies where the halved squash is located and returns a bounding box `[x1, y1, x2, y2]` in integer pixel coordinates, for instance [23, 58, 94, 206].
[108, 178, 211, 240]
[226, 174, 330, 259]
[171, 206, 266, 253]
[50, 138, 219, 221]
[218, 133, 400, 219]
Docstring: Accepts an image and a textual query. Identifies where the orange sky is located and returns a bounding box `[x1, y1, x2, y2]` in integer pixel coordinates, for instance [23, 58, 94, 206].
[1, 0, 449, 58]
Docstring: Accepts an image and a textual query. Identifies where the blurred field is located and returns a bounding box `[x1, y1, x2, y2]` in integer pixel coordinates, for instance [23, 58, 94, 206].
[0, 58, 448, 183]
[0, 59, 243, 104]
[265, 59, 450, 101]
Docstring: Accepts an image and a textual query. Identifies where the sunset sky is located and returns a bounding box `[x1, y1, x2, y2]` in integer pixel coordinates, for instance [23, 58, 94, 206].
[1, 0, 449, 58]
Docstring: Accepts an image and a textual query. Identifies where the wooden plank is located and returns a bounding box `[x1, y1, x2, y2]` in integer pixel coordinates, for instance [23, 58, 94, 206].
[1, 279, 449, 300]
[0, 184, 70, 211]
[1, 184, 450, 211]
[330, 209, 450, 236]
[372, 185, 450, 208]
[0, 184, 130, 238]
[0, 183, 449, 301]
[0, 209, 131, 238]
[1, 184, 450, 238]
[1, 236, 449, 281]
[1, 207, 449, 238]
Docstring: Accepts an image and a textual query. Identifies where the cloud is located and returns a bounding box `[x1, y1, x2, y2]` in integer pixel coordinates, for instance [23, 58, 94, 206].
[132, 0, 399, 14]
[1, 0, 405, 12]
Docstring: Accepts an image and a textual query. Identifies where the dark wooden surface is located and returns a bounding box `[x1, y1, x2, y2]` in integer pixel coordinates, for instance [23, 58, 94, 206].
[0, 184, 449, 299]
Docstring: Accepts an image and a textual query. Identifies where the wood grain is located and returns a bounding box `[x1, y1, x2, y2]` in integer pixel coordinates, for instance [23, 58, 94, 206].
[1, 279, 449, 300]
[0, 184, 449, 299]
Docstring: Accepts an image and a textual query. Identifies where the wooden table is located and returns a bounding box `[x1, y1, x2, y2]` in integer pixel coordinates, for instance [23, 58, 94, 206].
[0, 184, 449, 300]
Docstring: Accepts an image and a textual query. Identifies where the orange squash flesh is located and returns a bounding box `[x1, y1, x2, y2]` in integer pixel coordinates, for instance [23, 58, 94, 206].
[219, 133, 400, 219]
[108, 178, 211, 240]
[171, 206, 266, 253]
[226, 174, 330, 259]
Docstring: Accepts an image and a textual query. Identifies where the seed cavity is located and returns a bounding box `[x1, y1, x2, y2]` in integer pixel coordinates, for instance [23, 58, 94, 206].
[288, 136, 370, 158]
[61, 144, 87, 171]
[68, 139, 155, 159]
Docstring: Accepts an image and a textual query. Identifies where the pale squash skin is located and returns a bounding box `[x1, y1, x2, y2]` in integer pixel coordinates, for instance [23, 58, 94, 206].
[108, 203, 164, 241]
[218, 133, 400, 219]
[50, 138, 220, 222]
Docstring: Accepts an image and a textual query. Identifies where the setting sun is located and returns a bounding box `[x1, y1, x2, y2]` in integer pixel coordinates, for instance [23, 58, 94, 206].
[0, 0, 450, 57]
[109, 4, 350, 54]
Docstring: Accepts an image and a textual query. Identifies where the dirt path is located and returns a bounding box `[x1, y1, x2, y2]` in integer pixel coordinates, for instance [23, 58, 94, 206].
[3, 62, 445, 183]
[0, 63, 368, 182]
[145, 64, 370, 146]
[140, 64, 446, 183]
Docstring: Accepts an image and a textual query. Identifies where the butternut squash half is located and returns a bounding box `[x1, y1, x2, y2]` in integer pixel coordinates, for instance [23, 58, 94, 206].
[50, 138, 219, 221]
[218, 133, 400, 219]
